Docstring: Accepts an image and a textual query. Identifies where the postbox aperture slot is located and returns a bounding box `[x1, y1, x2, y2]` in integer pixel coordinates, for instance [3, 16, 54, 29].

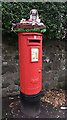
[28, 39, 40, 46]
[29, 40, 40, 43]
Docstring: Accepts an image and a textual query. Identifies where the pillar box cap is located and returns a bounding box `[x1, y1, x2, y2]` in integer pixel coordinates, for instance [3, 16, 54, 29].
[11, 9, 46, 33]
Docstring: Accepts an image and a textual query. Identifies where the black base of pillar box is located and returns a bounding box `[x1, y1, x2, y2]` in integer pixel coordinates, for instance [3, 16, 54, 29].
[20, 91, 41, 102]
[20, 91, 41, 117]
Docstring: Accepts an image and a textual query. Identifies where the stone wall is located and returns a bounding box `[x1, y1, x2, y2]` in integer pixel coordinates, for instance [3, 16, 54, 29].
[42, 40, 66, 90]
[2, 40, 67, 97]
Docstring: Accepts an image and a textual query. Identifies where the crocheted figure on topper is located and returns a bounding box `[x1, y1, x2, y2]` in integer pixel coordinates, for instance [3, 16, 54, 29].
[29, 9, 40, 25]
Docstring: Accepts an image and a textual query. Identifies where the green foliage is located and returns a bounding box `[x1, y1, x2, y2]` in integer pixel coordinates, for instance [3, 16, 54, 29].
[2, 2, 67, 40]
[11, 28, 46, 33]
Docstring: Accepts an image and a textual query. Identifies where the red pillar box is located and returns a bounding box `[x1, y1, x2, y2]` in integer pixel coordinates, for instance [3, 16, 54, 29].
[18, 32, 42, 100]
[11, 9, 46, 102]
[18, 32, 42, 95]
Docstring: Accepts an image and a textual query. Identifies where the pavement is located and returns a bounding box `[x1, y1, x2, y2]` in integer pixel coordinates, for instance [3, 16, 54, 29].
[2, 95, 66, 119]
